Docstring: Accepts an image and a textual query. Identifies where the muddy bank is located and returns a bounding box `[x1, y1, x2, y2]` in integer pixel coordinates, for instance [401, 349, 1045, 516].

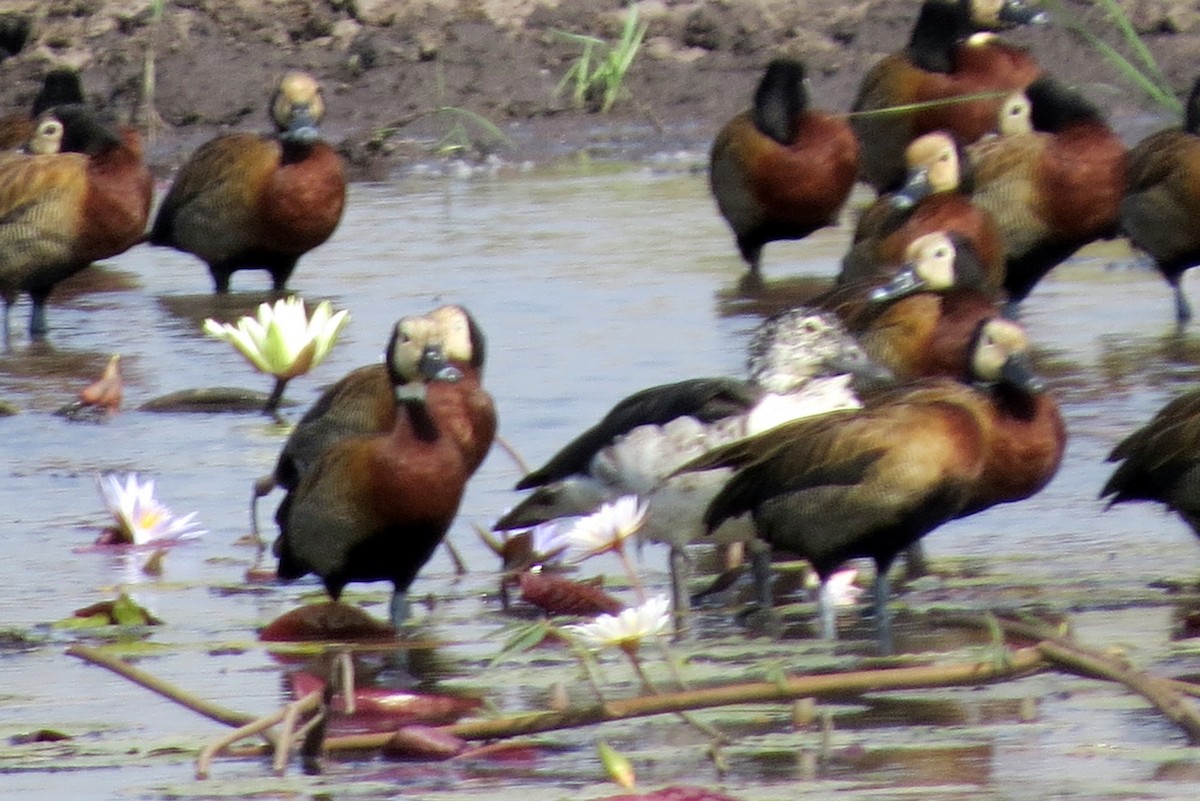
[1, 0, 1199, 178]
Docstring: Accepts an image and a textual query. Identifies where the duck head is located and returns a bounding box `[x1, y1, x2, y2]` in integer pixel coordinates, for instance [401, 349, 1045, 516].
[271, 71, 326, 146]
[969, 318, 1044, 393]
[892, 132, 970, 209]
[868, 231, 988, 303]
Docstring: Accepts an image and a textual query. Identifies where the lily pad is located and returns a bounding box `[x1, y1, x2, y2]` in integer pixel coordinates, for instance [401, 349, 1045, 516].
[259, 601, 398, 643]
[138, 387, 293, 413]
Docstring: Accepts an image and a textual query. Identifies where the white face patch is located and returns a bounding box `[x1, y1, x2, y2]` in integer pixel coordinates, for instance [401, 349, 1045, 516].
[998, 93, 1032, 136]
[428, 305, 474, 365]
[906, 232, 958, 290]
[390, 315, 439, 383]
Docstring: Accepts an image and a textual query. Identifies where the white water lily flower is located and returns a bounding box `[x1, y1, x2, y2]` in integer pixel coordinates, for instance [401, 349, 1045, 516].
[562, 595, 671, 653]
[202, 296, 349, 380]
[562, 495, 648, 562]
[97, 473, 206, 546]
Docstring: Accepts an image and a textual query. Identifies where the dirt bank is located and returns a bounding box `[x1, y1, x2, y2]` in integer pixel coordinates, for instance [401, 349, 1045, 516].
[1, 0, 1199, 179]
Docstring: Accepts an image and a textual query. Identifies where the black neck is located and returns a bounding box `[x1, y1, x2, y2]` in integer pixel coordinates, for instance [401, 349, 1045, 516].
[1185, 75, 1200, 135]
[906, 0, 971, 73]
[752, 60, 808, 144]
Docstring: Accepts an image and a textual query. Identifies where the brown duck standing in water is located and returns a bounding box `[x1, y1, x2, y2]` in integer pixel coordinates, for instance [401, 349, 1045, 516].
[710, 58, 859, 288]
[250, 305, 489, 540]
[149, 71, 346, 294]
[0, 105, 152, 343]
[1119, 74, 1200, 326]
[272, 306, 496, 627]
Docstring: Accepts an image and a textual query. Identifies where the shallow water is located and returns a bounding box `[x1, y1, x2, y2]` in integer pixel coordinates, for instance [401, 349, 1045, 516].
[3, 164, 1200, 799]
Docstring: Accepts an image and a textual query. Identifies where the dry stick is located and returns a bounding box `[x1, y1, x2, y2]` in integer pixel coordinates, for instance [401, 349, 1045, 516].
[66, 644, 260, 731]
[443, 538, 469, 576]
[221, 645, 1047, 756]
[933, 613, 1200, 744]
[197, 690, 322, 779]
[492, 433, 530, 478]
[1036, 641, 1200, 745]
[272, 691, 322, 776]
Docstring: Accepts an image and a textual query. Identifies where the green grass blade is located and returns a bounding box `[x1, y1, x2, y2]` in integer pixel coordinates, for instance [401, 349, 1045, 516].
[1042, 0, 1181, 114]
[1069, 23, 1181, 113]
[1091, 0, 1169, 88]
[844, 90, 1013, 119]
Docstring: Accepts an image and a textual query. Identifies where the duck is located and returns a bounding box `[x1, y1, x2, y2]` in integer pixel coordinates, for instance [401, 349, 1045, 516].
[272, 305, 496, 627]
[0, 67, 85, 150]
[1100, 388, 1200, 536]
[709, 58, 860, 287]
[149, 71, 346, 294]
[968, 76, 1128, 313]
[251, 305, 488, 539]
[0, 106, 152, 343]
[851, 0, 1047, 192]
[1119, 74, 1200, 325]
[840, 131, 1006, 296]
[673, 317, 1064, 652]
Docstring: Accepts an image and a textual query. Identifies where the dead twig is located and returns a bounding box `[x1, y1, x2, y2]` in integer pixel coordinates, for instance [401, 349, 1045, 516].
[66, 644, 260, 731]
[269, 690, 324, 776]
[227, 644, 1048, 756]
[933, 612, 1200, 744]
[196, 689, 322, 779]
[1037, 641, 1200, 744]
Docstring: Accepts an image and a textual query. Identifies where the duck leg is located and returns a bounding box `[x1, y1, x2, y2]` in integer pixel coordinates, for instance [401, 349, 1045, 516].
[29, 290, 50, 338]
[1170, 274, 1193, 327]
[872, 565, 894, 656]
[817, 579, 839, 640]
[389, 590, 411, 630]
[745, 538, 784, 637]
[668, 544, 692, 638]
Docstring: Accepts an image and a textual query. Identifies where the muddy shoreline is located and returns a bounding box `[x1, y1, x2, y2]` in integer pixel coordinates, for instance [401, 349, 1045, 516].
[1, 1, 1199, 179]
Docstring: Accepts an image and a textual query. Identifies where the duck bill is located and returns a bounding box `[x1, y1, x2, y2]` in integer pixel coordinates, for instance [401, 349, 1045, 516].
[281, 108, 320, 145]
[890, 169, 931, 210]
[418, 345, 463, 383]
[867, 266, 928, 304]
[999, 0, 1049, 25]
[826, 352, 895, 390]
[999, 352, 1045, 394]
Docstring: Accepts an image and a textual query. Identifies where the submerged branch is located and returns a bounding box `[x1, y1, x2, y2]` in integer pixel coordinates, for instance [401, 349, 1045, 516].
[1037, 641, 1200, 745]
[66, 644, 260, 731]
[291, 645, 1047, 753]
[934, 612, 1200, 744]
[196, 689, 322, 779]
[71, 612, 1200, 772]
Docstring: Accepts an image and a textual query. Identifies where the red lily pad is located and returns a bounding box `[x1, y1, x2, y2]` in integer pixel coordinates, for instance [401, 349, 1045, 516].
[518, 571, 624, 616]
[602, 787, 746, 801]
[259, 602, 398, 643]
[289, 671, 482, 730]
